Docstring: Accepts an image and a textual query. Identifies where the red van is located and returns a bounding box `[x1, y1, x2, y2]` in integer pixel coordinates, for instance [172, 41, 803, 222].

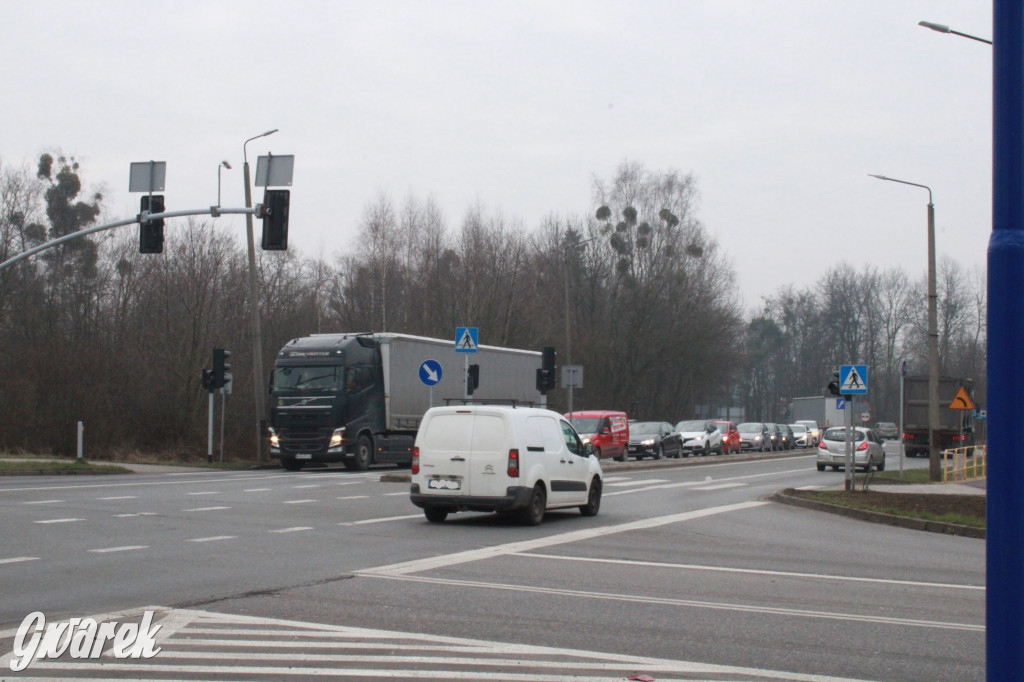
[565, 411, 630, 462]
[715, 420, 741, 454]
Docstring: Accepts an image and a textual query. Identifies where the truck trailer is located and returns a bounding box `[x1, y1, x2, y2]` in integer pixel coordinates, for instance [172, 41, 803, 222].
[268, 332, 544, 471]
[901, 375, 975, 457]
[789, 395, 848, 429]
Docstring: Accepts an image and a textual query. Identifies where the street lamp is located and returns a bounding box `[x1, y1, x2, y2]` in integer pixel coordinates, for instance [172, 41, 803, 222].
[918, 20, 992, 45]
[869, 174, 941, 481]
[243, 128, 278, 462]
[216, 161, 231, 209]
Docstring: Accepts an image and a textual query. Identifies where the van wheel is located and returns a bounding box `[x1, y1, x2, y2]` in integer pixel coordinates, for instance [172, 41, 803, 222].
[424, 507, 448, 523]
[352, 435, 372, 471]
[579, 477, 602, 517]
[615, 448, 628, 462]
[520, 484, 546, 526]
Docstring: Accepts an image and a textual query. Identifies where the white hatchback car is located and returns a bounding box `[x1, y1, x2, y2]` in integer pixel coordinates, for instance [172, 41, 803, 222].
[410, 405, 603, 525]
[816, 426, 886, 472]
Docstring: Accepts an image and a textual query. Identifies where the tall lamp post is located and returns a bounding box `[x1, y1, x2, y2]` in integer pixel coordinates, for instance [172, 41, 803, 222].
[563, 234, 598, 418]
[243, 128, 278, 462]
[869, 175, 941, 482]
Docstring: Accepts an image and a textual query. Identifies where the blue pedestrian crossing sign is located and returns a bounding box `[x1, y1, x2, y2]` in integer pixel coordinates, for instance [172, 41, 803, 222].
[839, 365, 868, 395]
[455, 327, 478, 353]
[419, 359, 443, 386]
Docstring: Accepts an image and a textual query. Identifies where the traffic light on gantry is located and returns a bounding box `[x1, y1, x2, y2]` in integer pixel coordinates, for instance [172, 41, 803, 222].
[212, 348, 232, 389]
[139, 195, 165, 254]
[261, 189, 289, 250]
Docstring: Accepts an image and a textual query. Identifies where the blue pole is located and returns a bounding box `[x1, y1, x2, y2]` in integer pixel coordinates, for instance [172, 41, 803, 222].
[988, 2, 1024, 679]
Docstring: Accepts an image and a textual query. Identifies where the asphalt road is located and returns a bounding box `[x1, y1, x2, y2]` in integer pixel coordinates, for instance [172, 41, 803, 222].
[0, 449, 982, 681]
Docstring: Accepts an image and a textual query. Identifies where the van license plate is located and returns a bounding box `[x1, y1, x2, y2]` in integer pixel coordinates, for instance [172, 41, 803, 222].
[427, 479, 461, 491]
[296, 454, 312, 460]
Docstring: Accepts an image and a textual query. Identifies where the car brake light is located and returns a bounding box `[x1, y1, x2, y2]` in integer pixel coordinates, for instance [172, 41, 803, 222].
[904, 433, 914, 440]
[857, 441, 868, 451]
[411, 446, 419, 475]
[507, 449, 520, 477]
[818, 440, 827, 449]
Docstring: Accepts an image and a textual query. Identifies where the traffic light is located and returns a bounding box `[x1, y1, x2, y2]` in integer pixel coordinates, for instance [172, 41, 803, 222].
[467, 364, 480, 395]
[536, 346, 557, 393]
[827, 370, 841, 396]
[201, 368, 215, 392]
[261, 189, 289, 250]
[212, 348, 232, 389]
[139, 195, 165, 254]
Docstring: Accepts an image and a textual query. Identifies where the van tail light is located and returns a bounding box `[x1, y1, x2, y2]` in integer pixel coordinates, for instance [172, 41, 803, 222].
[411, 446, 420, 475]
[507, 449, 520, 478]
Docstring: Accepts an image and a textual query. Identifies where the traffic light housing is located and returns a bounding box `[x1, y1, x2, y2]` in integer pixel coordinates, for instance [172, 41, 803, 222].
[261, 189, 289, 250]
[827, 370, 841, 396]
[467, 364, 480, 395]
[201, 368, 215, 392]
[139, 195, 165, 254]
[212, 348, 232, 389]
[536, 346, 557, 393]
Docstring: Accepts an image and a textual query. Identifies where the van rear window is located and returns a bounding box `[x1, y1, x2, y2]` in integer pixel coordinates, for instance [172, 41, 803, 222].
[420, 414, 507, 452]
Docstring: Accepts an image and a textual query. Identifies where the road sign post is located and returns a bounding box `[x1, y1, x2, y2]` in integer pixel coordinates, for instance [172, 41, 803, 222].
[839, 365, 869, 491]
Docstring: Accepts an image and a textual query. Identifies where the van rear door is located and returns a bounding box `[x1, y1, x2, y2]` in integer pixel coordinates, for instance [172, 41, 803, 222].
[416, 412, 477, 496]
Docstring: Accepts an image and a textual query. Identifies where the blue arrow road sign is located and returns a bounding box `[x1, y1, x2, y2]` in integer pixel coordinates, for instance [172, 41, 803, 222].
[419, 359, 443, 386]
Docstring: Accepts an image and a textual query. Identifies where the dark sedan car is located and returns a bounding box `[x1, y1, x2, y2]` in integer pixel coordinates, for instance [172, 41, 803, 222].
[874, 422, 900, 441]
[627, 421, 683, 459]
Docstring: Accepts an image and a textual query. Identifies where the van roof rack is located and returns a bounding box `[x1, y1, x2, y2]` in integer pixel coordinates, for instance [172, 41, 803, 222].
[442, 398, 538, 407]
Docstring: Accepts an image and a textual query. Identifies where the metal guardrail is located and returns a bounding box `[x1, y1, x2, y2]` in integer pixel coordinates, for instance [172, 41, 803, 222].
[942, 444, 987, 482]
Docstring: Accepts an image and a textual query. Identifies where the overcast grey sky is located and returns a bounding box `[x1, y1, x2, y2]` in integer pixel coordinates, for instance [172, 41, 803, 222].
[2, 1, 992, 310]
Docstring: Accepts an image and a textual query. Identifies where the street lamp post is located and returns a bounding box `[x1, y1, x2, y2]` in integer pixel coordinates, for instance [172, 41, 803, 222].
[869, 175, 941, 481]
[216, 161, 231, 209]
[243, 128, 278, 462]
[563, 234, 598, 418]
[918, 20, 992, 45]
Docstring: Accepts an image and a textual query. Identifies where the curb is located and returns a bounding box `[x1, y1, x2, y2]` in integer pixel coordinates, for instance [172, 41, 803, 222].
[770, 490, 985, 539]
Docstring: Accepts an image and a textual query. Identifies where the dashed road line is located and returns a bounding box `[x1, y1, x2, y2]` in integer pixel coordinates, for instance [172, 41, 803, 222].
[21, 499, 63, 505]
[0, 556, 38, 565]
[189, 536, 237, 543]
[339, 514, 422, 526]
[88, 545, 148, 553]
[34, 517, 81, 524]
[283, 499, 318, 505]
[183, 506, 230, 512]
[270, 527, 313, 533]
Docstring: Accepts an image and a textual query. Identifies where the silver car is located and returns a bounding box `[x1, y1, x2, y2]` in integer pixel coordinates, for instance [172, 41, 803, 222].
[737, 422, 770, 452]
[816, 426, 885, 472]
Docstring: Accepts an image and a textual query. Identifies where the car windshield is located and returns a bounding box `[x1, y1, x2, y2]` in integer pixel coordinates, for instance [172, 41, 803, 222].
[676, 420, 704, 432]
[737, 423, 761, 433]
[571, 418, 602, 433]
[271, 365, 342, 392]
[715, 422, 732, 432]
[791, 425, 806, 434]
[877, 422, 896, 429]
[630, 422, 661, 435]
[823, 427, 865, 442]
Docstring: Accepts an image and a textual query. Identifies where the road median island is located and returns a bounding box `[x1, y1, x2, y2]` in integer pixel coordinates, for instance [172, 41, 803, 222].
[0, 459, 133, 476]
[772, 488, 985, 539]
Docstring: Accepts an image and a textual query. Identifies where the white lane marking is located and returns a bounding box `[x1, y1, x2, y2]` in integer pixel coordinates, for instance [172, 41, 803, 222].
[244, 488, 271, 492]
[283, 499, 318, 505]
[99, 495, 137, 500]
[336, 480, 364, 486]
[114, 512, 158, 518]
[182, 506, 230, 512]
[383, 492, 408, 497]
[515, 553, 985, 592]
[605, 467, 810, 497]
[188, 536, 236, 543]
[293, 484, 320, 489]
[270, 527, 313, 533]
[361, 501, 767, 577]
[34, 518, 82, 524]
[0, 556, 38, 564]
[21, 499, 63, 505]
[691, 482, 746, 491]
[88, 545, 148, 553]
[0, 605, 882, 682]
[337, 495, 369, 500]
[604, 478, 669, 487]
[339, 514, 422, 527]
[187, 491, 220, 495]
[371, 573, 983, 633]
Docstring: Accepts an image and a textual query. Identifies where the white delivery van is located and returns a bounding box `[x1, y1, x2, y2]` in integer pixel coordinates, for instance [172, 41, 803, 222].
[410, 404, 603, 524]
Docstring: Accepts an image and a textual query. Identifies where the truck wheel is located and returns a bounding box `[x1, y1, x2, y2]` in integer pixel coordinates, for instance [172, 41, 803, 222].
[520, 483, 546, 526]
[424, 507, 448, 523]
[281, 457, 303, 472]
[579, 477, 601, 517]
[352, 434, 372, 471]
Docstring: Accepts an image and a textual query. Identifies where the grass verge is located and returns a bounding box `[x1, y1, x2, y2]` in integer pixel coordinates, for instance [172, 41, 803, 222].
[783, 486, 985, 529]
[0, 458, 132, 475]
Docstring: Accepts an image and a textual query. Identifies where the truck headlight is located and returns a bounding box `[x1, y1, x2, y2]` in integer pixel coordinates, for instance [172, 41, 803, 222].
[329, 428, 345, 448]
[269, 428, 279, 449]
